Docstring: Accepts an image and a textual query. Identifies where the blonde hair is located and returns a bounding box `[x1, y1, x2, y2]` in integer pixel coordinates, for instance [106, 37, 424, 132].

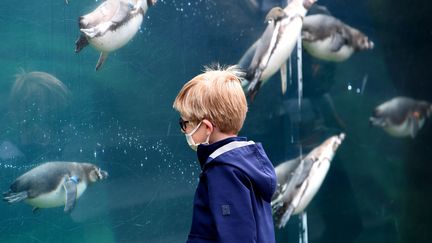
[173, 64, 248, 134]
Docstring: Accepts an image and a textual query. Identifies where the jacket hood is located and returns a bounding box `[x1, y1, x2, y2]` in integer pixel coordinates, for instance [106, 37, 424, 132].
[197, 137, 276, 202]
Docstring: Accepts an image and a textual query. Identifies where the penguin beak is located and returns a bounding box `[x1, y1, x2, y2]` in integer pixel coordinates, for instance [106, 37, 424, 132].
[150, 0, 157, 6]
[97, 168, 109, 180]
[303, 0, 317, 9]
[369, 116, 385, 127]
[331, 133, 345, 152]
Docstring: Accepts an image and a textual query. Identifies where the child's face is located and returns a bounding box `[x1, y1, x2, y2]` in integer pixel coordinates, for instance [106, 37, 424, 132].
[180, 117, 213, 149]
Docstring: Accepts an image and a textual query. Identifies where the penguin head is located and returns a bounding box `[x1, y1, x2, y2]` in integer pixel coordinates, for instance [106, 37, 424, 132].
[428, 104, 432, 117]
[87, 165, 109, 183]
[329, 133, 346, 153]
[265, 7, 287, 23]
[309, 133, 345, 165]
[352, 30, 374, 51]
[370, 107, 388, 127]
[147, 0, 157, 7]
[303, 0, 317, 10]
[413, 101, 432, 118]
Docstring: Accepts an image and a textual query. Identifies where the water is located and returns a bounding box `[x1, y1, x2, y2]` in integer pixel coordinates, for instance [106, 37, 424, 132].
[0, 0, 431, 242]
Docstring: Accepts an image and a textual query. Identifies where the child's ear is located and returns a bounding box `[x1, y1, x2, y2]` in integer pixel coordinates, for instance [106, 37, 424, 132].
[202, 119, 214, 134]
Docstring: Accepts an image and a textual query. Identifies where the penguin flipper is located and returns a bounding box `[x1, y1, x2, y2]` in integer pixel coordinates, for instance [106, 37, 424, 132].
[111, 1, 132, 24]
[64, 178, 78, 213]
[278, 204, 296, 228]
[296, 156, 318, 185]
[3, 191, 28, 203]
[75, 34, 89, 53]
[32, 207, 41, 215]
[238, 40, 259, 70]
[247, 22, 277, 76]
[95, 52, 109, 71]
[409, 116, 420, 138]
[280, 62, 287, 95]
[330, 33, 345, 52]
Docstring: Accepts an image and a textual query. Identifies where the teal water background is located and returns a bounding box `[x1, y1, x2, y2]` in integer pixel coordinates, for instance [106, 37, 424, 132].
[0, 0, 431, 242]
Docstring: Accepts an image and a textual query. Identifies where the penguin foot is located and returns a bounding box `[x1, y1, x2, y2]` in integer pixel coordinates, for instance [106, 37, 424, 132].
[32, 207, 41, 215]
[81, 21, 113, 39]
[129, 1, 142, 15]
[277, 205, 295, 229]
[80, 28, 98, 38]
[79, 16, 89, 29]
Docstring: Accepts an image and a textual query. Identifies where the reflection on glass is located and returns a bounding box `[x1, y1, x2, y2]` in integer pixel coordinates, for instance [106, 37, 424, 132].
[9, 71, 70, 150]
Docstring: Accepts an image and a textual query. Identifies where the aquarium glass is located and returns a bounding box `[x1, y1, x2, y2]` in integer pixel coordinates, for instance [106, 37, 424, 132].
[0, 0, 431, 242]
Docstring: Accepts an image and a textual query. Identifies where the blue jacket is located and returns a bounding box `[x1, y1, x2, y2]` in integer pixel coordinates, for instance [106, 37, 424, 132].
[187, 137, 276, 243]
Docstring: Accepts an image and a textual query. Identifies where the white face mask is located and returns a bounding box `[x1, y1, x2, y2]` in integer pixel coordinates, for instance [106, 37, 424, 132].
[185, 121, 210, 151]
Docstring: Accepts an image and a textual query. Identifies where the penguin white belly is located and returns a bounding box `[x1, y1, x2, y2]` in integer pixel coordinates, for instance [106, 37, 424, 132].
[304, 38, 354, 62]
[89, 14, 143, 52]
[293, 159, 330, 214]
[26, 182, 87, 208]
[261, 17, 303, 83]
[385, 119, 425, 137]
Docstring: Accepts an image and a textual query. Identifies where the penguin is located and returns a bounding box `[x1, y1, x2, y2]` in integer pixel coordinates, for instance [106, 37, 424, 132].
[3, 162, 108, 213]
[242, 0, 316, 100]
[370, 97, 432, 138]
[75, 0, 157, 70]
[271, 133, 345, 228]
[302, 14, 374, 62]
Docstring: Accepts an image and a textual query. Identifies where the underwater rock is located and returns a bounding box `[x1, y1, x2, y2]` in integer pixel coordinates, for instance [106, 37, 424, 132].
[8, 71, 70, 150]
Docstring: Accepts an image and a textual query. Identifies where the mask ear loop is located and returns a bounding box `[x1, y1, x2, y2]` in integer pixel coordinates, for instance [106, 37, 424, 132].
[186, 121, 203, 136]
[203, 121, 213, 145]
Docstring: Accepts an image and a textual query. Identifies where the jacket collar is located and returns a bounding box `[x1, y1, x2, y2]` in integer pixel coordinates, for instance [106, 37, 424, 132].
[197, 136, 247, 169]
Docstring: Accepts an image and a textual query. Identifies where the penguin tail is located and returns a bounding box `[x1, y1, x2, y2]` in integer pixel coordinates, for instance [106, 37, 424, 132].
[78, 16, 88, 29]
[75, 34, 89, 53]
[246, 72, 263, 101]
[272, 201, 295, 228]
[3, 191, 28, 203]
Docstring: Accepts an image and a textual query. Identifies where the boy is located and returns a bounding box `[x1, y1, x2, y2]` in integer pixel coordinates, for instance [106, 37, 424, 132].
[173, 65, 276, 243]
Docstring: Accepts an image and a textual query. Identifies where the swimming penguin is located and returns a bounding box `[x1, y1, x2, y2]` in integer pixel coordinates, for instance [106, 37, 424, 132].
[370, 97, 432, 138]
[75, 0, 157, 70]
[242, 0, 316, 100]
[302, 14, 374, 62]
[271, 133, 345, 228]
[3, 162, 108, 213]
